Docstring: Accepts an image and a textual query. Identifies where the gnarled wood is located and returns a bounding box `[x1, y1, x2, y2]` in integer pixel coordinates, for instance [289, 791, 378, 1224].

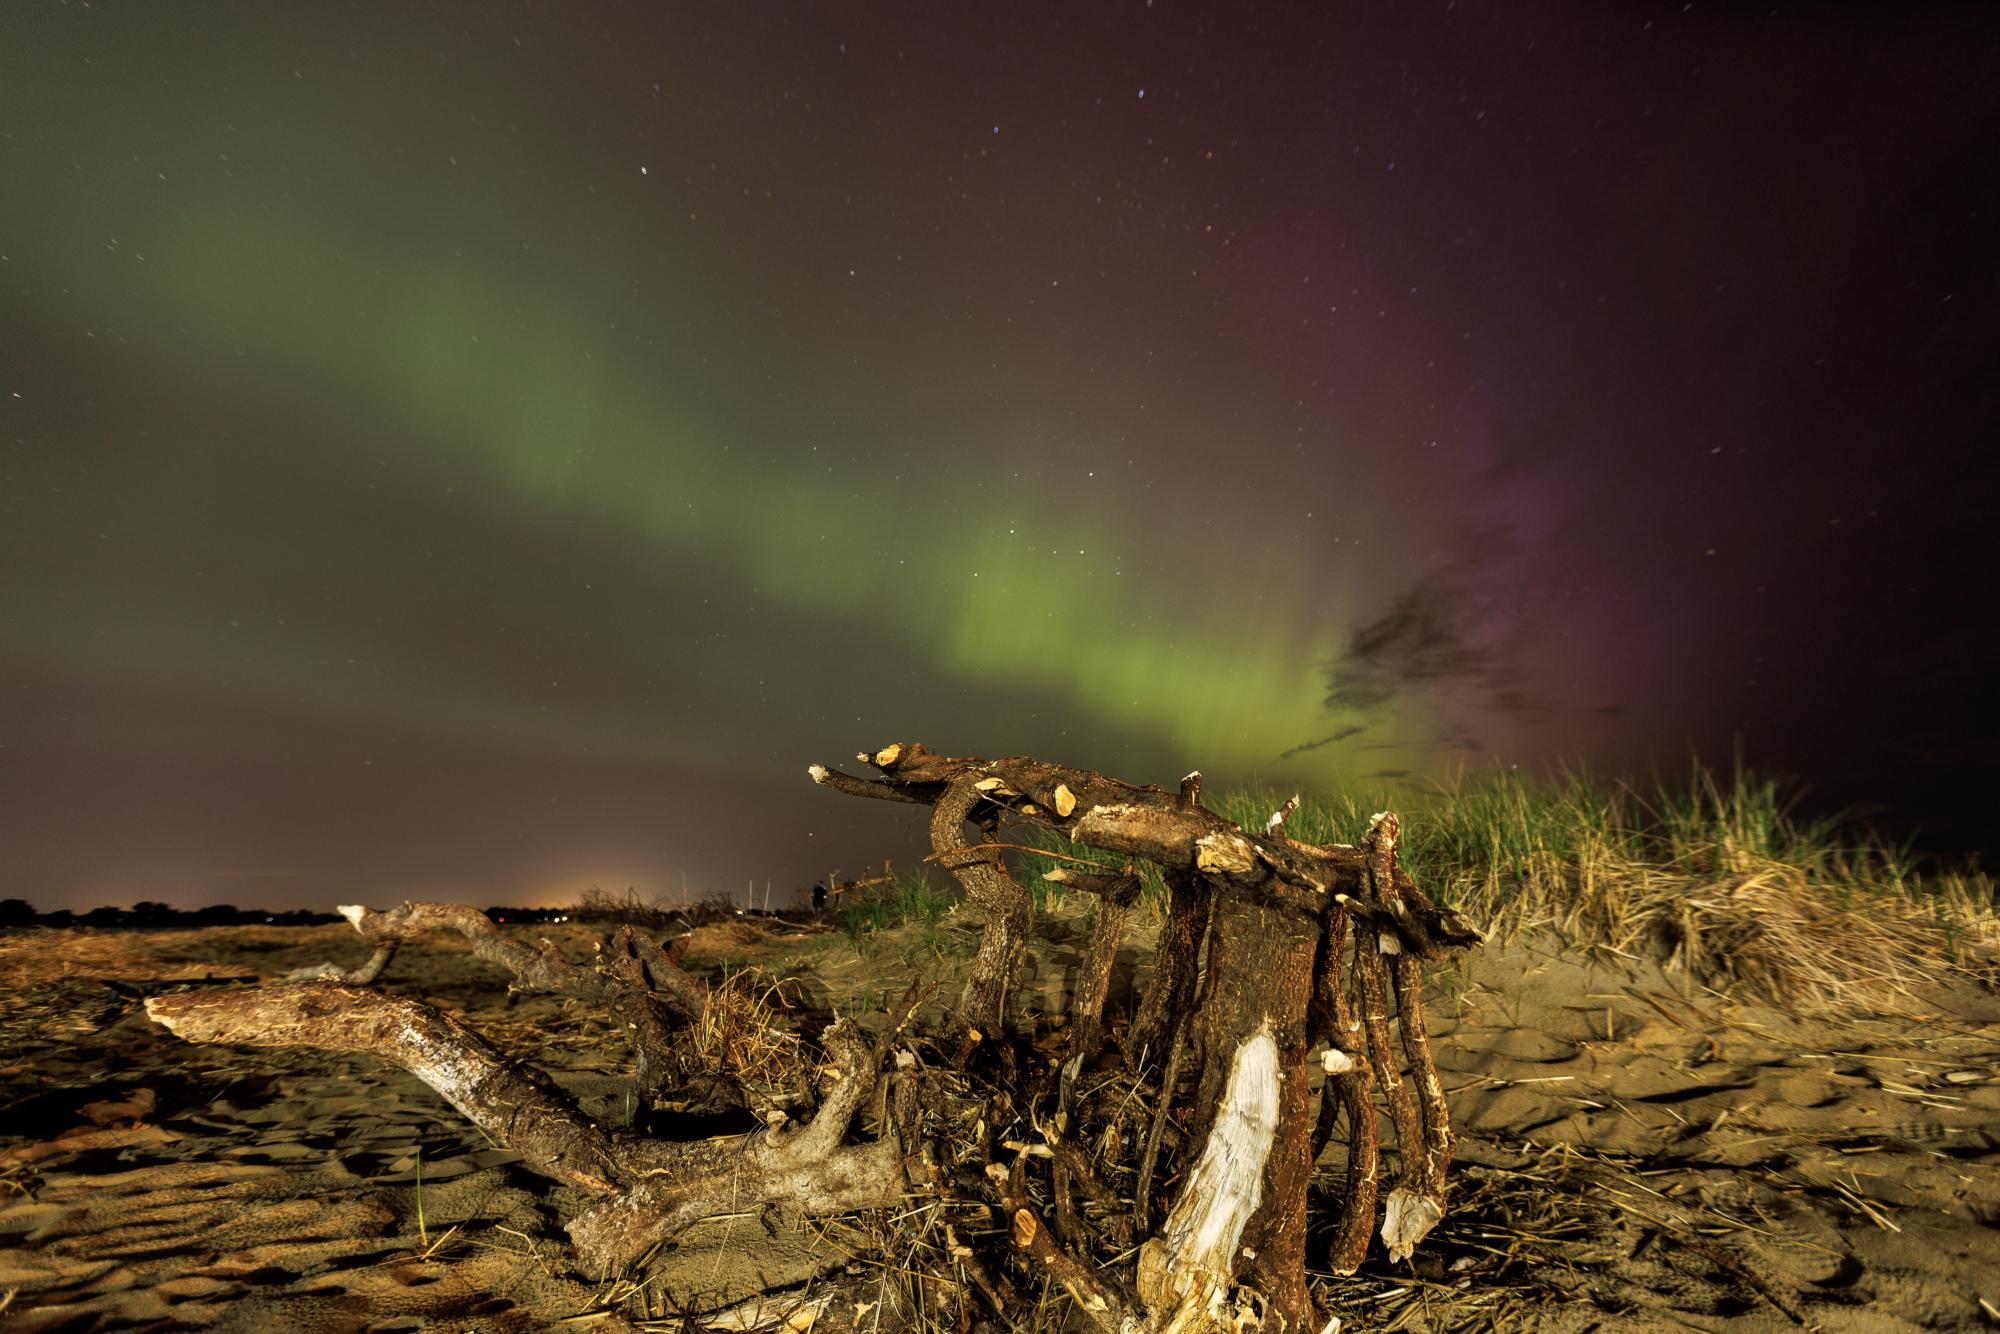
[566, 1019, 909, 1275]
[328, 900, 744, 1102]
[1137, 1027, 1281, 1333]
[1128, 866, 1212, 1072]
[1043, 866, 1138, 1071]
[1190, 893, 1320, 1327]
[1309, 902, 1379, 1275]
[930, 776, 1035, 1044]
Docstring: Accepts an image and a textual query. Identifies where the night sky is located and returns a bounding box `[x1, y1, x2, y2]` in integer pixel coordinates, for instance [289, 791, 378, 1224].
[4, 3, 1996, 912]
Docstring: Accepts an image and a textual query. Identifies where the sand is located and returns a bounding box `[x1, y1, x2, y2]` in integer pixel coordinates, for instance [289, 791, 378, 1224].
[1, 905, 1996, 1331]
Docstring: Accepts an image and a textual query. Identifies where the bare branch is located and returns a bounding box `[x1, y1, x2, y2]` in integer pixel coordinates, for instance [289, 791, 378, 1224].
[146, 984, 626, 1194]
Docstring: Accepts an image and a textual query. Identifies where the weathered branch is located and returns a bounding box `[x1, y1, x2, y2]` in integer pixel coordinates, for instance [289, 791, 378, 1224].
[1363, 813, 1450, 1264]
[280, 940, 400, 985]
[146, 984, 627, 1193]
[565, 1019, 908, 1274]
[812, 741, 1483, 1318]
[1192, 891, 1320, 1327]
[330, 901, 739, 1101]
[810, 743, 1480, 957]
[604, 923, 710, 1024]
[1133, 1004, 1191, 1238]
[147, 983, 910, 1280]
[144, 741, 1484, 1330]
[997, 1149, 1131, 1331]
[338, 902, 635, 1006]
[805, 761, 934, 806]
[929, 777, 1036, 1044]
[1309, 903, 1379, 1275]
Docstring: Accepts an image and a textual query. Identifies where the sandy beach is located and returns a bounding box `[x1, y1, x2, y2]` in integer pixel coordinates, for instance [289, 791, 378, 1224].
[2, 908, 1996, 1331]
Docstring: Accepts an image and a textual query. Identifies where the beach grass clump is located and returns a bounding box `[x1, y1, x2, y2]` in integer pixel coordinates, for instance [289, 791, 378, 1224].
[832, 868, 956, 951]
[1213, 761, 1996, 1012]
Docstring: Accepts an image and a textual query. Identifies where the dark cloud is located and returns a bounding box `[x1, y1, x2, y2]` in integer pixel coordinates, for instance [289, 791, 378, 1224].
[1319, 577, 1531, 721]
[1298, 514, 1571, 761]
[1277, 724, 1366, 761]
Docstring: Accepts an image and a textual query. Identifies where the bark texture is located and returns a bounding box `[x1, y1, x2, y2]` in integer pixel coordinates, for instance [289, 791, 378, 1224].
[1043, 866, 1138, 1071]
[1128, 866, 1212, 1072]
[930, 776, 1035, 1044]
[813, 742, 1479, 956]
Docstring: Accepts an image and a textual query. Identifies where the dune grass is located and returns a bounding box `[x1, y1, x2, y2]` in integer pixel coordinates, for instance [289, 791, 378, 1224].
[831, 872, 956, 950]
[1210, 760, 1998, 1011]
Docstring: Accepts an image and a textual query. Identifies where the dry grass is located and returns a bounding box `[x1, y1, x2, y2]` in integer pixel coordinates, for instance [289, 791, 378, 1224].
[688, 965, 809, 1098]
[1211, 764, 1998, 1016]
[0, 929, 145, 987]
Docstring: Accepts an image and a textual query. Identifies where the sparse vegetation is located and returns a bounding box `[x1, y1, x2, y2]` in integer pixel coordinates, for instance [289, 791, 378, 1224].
[831, 869, 953, 953]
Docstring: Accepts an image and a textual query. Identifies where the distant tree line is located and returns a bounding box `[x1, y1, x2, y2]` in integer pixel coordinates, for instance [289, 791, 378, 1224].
[0, 900, 343, 929]
[0, 900, 595, 931]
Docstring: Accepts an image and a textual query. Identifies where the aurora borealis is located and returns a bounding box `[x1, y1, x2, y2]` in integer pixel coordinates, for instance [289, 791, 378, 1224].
[4, 4, 1996, 910]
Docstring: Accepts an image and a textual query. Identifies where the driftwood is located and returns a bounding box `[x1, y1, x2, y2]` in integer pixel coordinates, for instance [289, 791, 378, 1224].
[146, 741, 1481, 1333]
[812, 742, 1482, 1331]
[823, 861, 896, 901]
[146, 906, 904, 1277]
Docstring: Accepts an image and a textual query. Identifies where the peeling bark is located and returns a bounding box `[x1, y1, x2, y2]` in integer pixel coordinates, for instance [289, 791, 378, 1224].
[812, 742, 1484, 1330]
[1138, 1027, 1280, 1332]
[1191, 895, 1320, 1329]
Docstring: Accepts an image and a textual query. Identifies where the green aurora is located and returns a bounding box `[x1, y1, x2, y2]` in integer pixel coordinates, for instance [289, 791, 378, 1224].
[5, 4, 1993, 906]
